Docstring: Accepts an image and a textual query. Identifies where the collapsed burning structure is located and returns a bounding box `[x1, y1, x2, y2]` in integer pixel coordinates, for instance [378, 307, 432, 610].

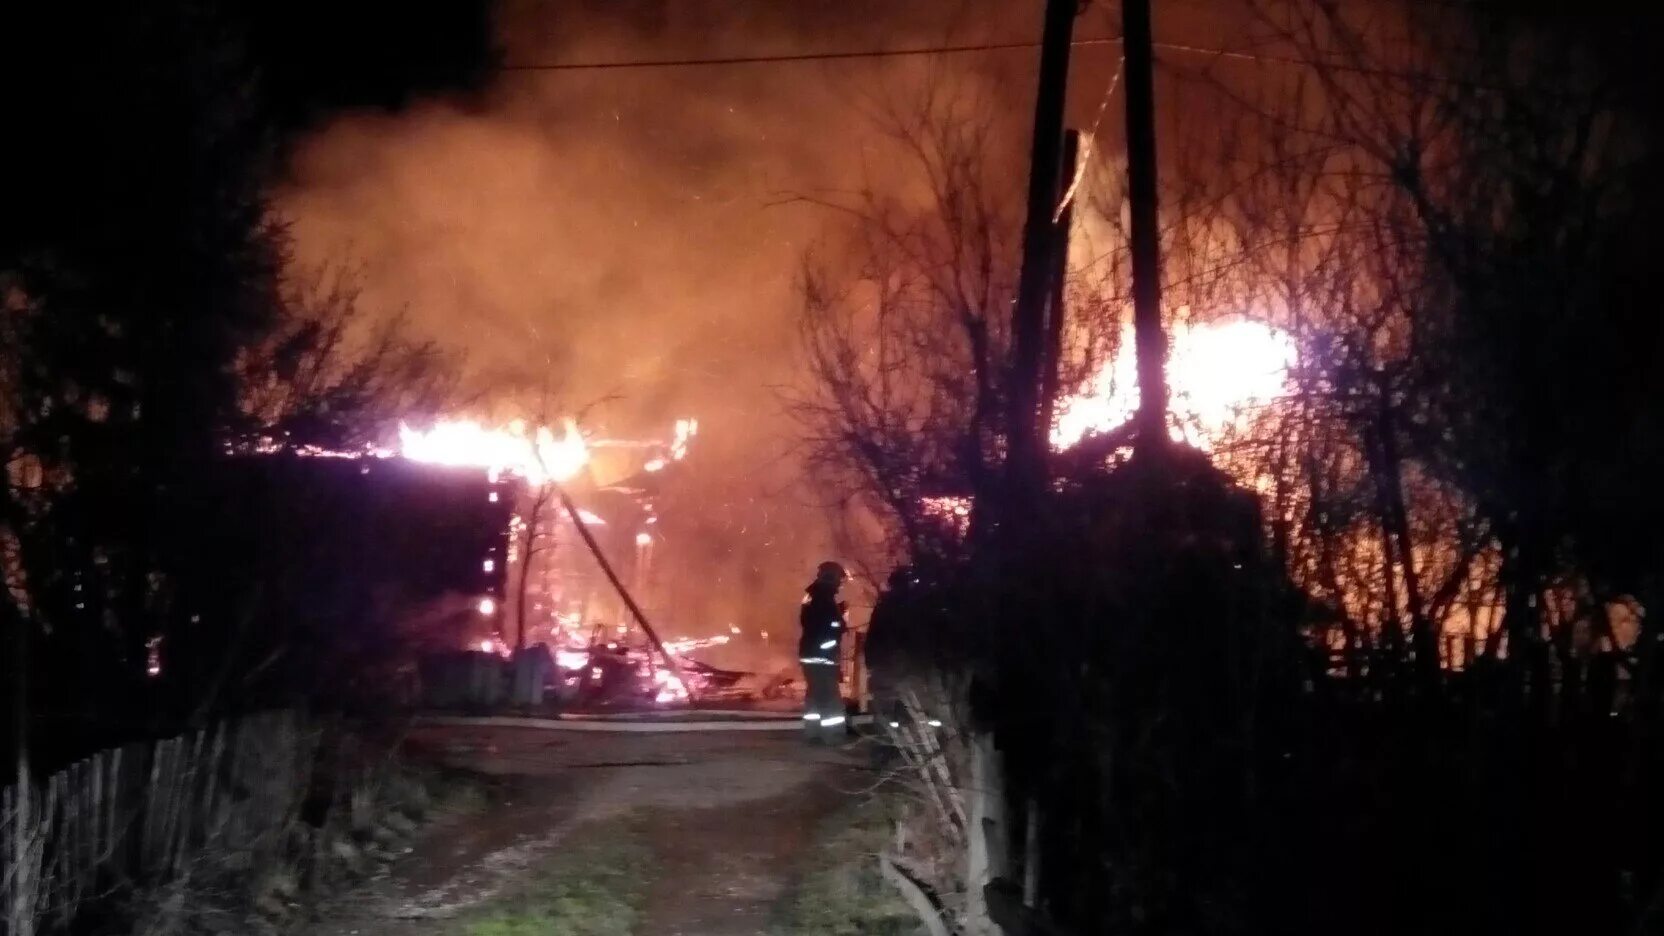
[223, 414, 766, 711]
[393, 416, 769, 707]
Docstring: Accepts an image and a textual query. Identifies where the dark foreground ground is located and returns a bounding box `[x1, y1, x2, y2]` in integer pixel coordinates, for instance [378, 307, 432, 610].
[310, 722, 893, 936]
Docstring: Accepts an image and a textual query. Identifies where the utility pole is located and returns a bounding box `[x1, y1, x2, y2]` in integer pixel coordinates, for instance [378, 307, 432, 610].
[1038, 130, 1081, 444]
[1005, 0, 1079, 504]
[982, 10, 1082, 928]
[1121, 0, 1170, 449]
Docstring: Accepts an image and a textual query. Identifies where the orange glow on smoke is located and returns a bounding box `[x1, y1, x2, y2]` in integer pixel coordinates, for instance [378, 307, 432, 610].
[1052, 319, 1294, 451]
[397, 418, 589, 485]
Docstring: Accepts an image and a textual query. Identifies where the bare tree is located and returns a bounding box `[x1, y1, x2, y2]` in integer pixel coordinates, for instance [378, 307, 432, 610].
[1205, 0, 1664, 698]
[237, 265, 461, 454]
[800, 2, 1662, 930]
[510, 482, 555, 654]
[790, 76, 1133, 568]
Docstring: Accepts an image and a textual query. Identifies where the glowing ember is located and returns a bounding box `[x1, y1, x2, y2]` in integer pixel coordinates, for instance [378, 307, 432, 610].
[555, 648, 591, 671]
[1052, 319, 1294, 451]
[652, 667, 690, 703]
[922, 495, 974, 534]
[662, 634, 731, 654]
[671, 418, 698, 460]
[923, 495, 972, 518]
[398, 418, 589, 484]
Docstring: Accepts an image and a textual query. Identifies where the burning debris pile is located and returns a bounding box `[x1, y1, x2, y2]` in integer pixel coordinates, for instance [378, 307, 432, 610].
[537, 633, 757, 706]
[243, 412, 780, 710]
[391, 415, 779, 709]
[442, 630, 769, 709]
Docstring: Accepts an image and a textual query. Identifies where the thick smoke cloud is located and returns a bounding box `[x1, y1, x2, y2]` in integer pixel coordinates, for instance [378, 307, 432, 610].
[275, 0, 1137, 663]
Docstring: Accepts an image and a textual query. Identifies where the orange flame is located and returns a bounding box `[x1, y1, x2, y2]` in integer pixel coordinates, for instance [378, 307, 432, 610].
[652, 666, 690, 703]
[397, 418, 590, 484]
[1053, 318, 1293, 451]
[670, 418, 698, 461]
[663, 634, 730, 654]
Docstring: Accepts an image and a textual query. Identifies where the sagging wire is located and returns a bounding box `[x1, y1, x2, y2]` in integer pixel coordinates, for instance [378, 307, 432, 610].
[1054, 55, 1125, 223]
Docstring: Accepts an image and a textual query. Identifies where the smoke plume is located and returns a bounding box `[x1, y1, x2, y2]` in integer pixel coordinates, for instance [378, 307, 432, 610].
[275, 0, 1140, 661]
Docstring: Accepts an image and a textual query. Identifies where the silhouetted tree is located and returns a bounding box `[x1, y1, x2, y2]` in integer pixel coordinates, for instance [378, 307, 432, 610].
[0, 0, 486, 764]
[800, 2, 1664, 932]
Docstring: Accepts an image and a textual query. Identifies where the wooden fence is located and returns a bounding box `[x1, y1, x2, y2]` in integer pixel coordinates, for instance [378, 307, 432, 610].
[2, 711, 313, 936]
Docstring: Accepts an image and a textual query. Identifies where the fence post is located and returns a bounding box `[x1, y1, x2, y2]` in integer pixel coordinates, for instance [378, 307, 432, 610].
[965, 728, 1006, 935]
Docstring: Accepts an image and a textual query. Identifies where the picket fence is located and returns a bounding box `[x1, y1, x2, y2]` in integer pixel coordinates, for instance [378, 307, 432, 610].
[1, 711, 312, 936]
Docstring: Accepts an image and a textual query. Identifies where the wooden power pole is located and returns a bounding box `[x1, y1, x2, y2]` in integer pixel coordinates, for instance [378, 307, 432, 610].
[1005, 0, 1079, 505]
[1038, 130, 1081, 445]
[1121, 0, 1171, 449]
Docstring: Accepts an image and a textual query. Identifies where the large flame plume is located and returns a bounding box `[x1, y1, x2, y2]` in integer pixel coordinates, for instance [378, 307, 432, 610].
[1053, 318, 1294, 451]
[397, 417, 590, 485]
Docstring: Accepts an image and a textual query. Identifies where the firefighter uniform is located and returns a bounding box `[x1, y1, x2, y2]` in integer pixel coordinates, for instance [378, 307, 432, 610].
[799, 563, 848, 742]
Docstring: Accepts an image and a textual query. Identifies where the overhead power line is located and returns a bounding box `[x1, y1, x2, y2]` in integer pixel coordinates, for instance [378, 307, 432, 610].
[498, 36, 1473, 87]
[500, 36, 1124, 72]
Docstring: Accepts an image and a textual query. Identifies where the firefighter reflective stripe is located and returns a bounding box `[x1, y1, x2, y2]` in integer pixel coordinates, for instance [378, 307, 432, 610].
[799, 656, 836, 665]
[818, 639, 836, 649]
[821, 715, 847, 727]
[802, 712, 821, 721]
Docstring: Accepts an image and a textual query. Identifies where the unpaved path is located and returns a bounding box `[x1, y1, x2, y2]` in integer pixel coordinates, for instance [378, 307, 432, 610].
[313, 724, 870, 936]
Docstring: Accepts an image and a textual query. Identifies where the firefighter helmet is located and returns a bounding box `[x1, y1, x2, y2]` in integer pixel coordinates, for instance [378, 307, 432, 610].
[816, 560, 847, 583]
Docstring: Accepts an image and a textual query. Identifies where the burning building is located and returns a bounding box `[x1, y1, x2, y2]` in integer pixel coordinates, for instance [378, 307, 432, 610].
[395, 416, 758, 706]
[222, 414, 766, 709]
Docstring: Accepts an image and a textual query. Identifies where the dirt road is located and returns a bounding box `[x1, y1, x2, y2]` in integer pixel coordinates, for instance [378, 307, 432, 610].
[312, 722, 879, 936]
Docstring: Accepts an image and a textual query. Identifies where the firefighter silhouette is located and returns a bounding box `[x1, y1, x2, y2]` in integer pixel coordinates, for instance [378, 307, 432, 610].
[798, 560, 848, 742]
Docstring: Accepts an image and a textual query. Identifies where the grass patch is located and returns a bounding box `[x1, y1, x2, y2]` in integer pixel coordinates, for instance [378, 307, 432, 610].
[457, 817, 652, 936]
[774, 792, 920, 936]
[433, 772, 491, 819]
